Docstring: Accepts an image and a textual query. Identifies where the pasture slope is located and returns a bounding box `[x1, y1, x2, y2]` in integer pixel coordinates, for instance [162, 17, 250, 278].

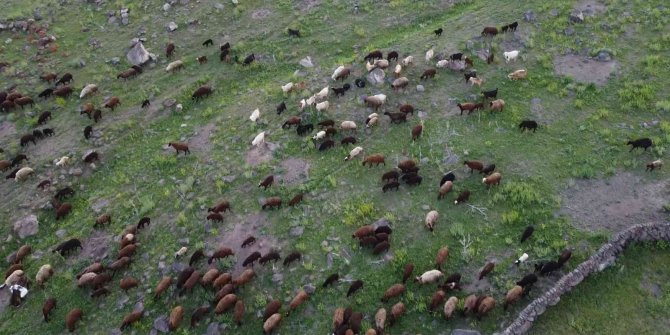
[0, 0, 668, 334]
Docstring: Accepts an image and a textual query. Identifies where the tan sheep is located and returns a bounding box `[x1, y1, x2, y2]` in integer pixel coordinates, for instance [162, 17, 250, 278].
[425, 210, 438, 231]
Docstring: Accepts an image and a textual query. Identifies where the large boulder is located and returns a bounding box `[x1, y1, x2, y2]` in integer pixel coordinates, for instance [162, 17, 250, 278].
[366, 68, 385, 86]
[127, 42, 154, 66]
[13, 214, 38, 238]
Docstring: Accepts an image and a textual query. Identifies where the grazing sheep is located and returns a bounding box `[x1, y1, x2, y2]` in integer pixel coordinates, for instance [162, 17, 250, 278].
[352, 225, 374, 239]
[174, 247, 188, 258]
[117, 68, 138, 80]
[341, 120, 357, 132]
[537, 260, 562, 275]
[503, 50, 520, 63]
[316, 101, 329, 112]
[489, 99, 505, 112]
[516, 273, 538, 289]
[15, 167, 35, 182]
[438, 181, 453, 200]
[197, 56, 208, 64]
[166, 43, 175, 58]
[104, 97, 121, 110]
[208, 200, 230, 213]
[457, 102, 484, 115]
[241, 53, 256, 66]
[262, 197, 282, 210]
[464, 160, 484, 173]
[519, 120, 538, 132]
[415, 270, 444, 284]
[515, 253, 529, 265]
[252, 131, 265, 147]
[481, 88, 498, 100]
[166, 60, 184, 72]
[249, 108, 260, 122]
[312, 130, 326, 141]
[425, 48, 434, 62]
[481, 27, 499, 36]
[208, 247, 234, 264]
[385, 112, 407, 124]
[504, 285, 524, 310]
[382, 170, 400, 183]
[502, 21, 519, 32]
[169, 306, 184, 331]
[646, 159, 662, 171]
[41, 72, 57, 83]
[435, 246, 449, 270]
[65, 308, 83, 332]
[168, 142, 190, 155]
[38, 111, 52, 125]
[0, 100, 16, 112]
[20, 134, 36, 146]
[340, 136, 357, 146]
[13, 245, 31, 264]
[508, 69, 527, 80]
[263, 313, 282, 334]
[454, 190, 470, 204]
[119, 277, 139, 291]
[38, 88, 53, 99]
[192, 85, 213, 100]
[366, 113, 379, 128]
[276, 101, 287, 115]
[287, 290, 309, 315]
[43, 298, 56, 322]
[55, 156, 70, 167]
[393, 64, 402, 77]
[362, 154, 385, 167]
[443, 296, 459, 319]
[79, 84, 98, 99]
[120, 310, 143, 331]
[55, 73, 74, 86]
[382, 181, 400, 192]
[315, 86, 330, 101]
[401, 55, 414, 66]
[382, 283, 405, 302]
[434, 28, 443, 36]
[43, 128, 54, 136]
[482, 172, 502, 187]
[479, 262, 495, 280]
[332, 66, 351, 81]
[93, 109, 102, 123]
[259, 175, 274, 189]
[15, 97, 34, 109]
[420, 68, 437, 79]
[477, 296, 496, 320]
[436, 59, 449, 68]
[389, 302, 406, 326]
[469, 76, 483, 86]
[297, 124, 313, 136]
[37, 180, 51, 190]
[281, 82, 295, 93]
[410, 122, 423, 142]
[558, 249, 572, 265]
[392, 77, 409, 91]
[153, 276, 172, 299]
[520, 226, 535, 243]
[627, 138, 652, 151]
[364, 50, 383, 62]
[53, 86, 73, 98]
[430, 290, 446, 311]
[331, 84, 351, 97]
[345, 146, 363, 161]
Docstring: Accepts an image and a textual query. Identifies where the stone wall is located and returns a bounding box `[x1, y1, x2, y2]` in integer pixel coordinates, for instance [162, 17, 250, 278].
[497, 221, 670, 335]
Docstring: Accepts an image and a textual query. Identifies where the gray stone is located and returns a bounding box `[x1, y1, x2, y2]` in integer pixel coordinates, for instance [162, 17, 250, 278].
[524, 10, 536, 22]
[303, 283, 316, 294]
[214, 3, 225, 10]
[172, 262, 188, 272]
[272, 273, 283, 284]
[299, 56, 314, 67]
[127, 42, 153, 66]
[55, 229, 67, 238]
[569, 10, 584, 23]
[596, 50, 612, 62]
[326, 252, 334, 268]
[78, 59, 86, 68]
[70, 168, 83, 176]
[452, 330, 482, 335]
[33, 9, 43, 21]
[167, 22, 178, 32]
[163, 98, 176, 108]
[205, 323, 221, 335]
[550, 9, 559, 17]
[372, 217, 391, 229]
[108, 16, 117, 24]
[178, 238, 189, 244]
[116, 294, 129, 309]
[418, 111, 428, 119]
[13, 214, 38, 239]
[564, 27, 575, 36]
[121, 17, 129, 25]
[289, 226, 304, 237]
[109, 57, 120, 65]
[162, 3, 171, 11]
[465, 40, 475, 50]
[222, 175, 236, 183]
[416, 85, 425, 92]
[153, 316, 170, 333]
[367, 68, 385, 86]
[179, 0, 190, 4]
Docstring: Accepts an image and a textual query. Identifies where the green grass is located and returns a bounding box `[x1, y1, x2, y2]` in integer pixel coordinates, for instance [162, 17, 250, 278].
[0, 0, 668, 334]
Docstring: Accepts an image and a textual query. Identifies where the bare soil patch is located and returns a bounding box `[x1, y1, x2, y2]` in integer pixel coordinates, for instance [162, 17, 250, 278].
[558, 172, 669, 233]
[554, 55, 616, 86]
[75, 229, 113, 263]
[251, 9, 272, 20]
[575, 0, 607, 16]
[300, 0, 322, 11]
[189, 123, 215, 153]
[245, 142, 279, 166]
[279, 158, 310, 184]
[0, 120, 17, 145]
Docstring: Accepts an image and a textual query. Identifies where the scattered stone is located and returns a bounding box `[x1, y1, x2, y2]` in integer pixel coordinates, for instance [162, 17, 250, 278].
[452, 330, 482, 335]
[127, 42, 153, 66]
[569, 10, 584, 23]
[153, 316, 170, 333]
[524, 10, 536, 22]
[78, 59, 86, 68]
[55, 229, 67, 238]
[289, 226, 304, 237]
[116, 294, 129, 309]
[33, 9, 43, 21]
[167, 22, 178, 32]
[326, 252, 334, 268]
[367, 68, 385, 86]
[299, 56, 314, 68]
[109, 57, 120, 65]
[596, 50, 612, 62]
[272, 273, 283, 284]
[13, 215, 38, 239]
[222, 175, 236, 183]
[69, 168, 83, 176]
[162, 3, 171, 11]
[214, 3, 225, 10]
[422, 205, 430, 211]
[418, 111, 428, 119]
[465, 40, 475, 50]
[163, 99, 176, 108]
[205, 323, 222, 335]
[303, 283, 316, 294]
[550, 9, 559, 17]
[564, 27, 575, 36]
[172, 262, 187, 273]
[416, 85, 425, 92]
[92, 198, 109, 213]
[420, 157, 429, 164]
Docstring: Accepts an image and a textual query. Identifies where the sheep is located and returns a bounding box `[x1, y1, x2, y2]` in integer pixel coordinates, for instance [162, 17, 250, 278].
[192, 85, 213, 100]
[457, 102, 484, 115]
[515, 253, 529, 265]
[43, 128, 54, 137]
[429, 290, 446, 311]
[443, 296, 459, 319]
[119, 277, 139, 291]
[385, 111, 407, 124]
[15, 167, 35, 182]
[382, 181, 399, 192]
[481, 27, 499, 36]
[481, 88, 498, 100]
[174, 247, 188, 258]
[504, 285, 524, 310]
[503, 50, 520, 63]
[79, 84, 98, 99]
[331, 84, 351, 97]
[366, 113, 379, 128]
[341, 121, 357, 132]
[196, 55, 208, 64]
[315, 86, 329, 100]
[362, 154, 385, 167]
[4, 270, 25, 287]
[312, 130, 326, 141]
[421, 68, 437, 79]
[332, 66, 351, 81]
[392, 77, 409, 91]
[381, 283, 405, 302]
[415, 270, 444, 284]
[263, 313, 282, 334]
[454, 190, 470, 204]
[104, 97, 121, 110]
[401, 56, 414, 66]
[478, 262, 495, 280]
[516, 273, 538, 289]
[435, 246, 449, 270]
[168, 306, 184, 331]
[393, 64, 402, 77]
[469, 76, 483, 86]
[41, 72, 57, 83]
[316, 101, 329, 112]
[345, 146, 363, 161]
[252, 131, 265, 147]
[436, 59, 449, 68]
[152, 276, 172, 299]
[281, 82, 295, 93]
[627, 138, 653, 151]
[404, 174, 422, 186]
[558, 249, 573, 265]
[259, 175, 274, 189]
[434, 27, 443, 36]
[120, 310, 143, 331]
[438, 181, 453, 200]
[249, 108, 260, 122]
[537, 260, 562, 275]
[117, 68, 138, 80]
[519, 120, 538, 132]
[374, 59, 390, 69]
[490, 99, 505, 112]
[464, 160, 484, 173]
[318, 140, 335, 151]
[165, 60, 184, 72]
[389, 302, 406, 326]
[15, 97, 34, 109]
[375, 308, 386, 333]
[0, 100, 16, 112]
[55, 156, 70, 167]
[108, 257, 131, 274]
[502, 21, 519, 32]
[364, 50, 383, 62]
[92, 109, 102, 123]
[38, 88, 53, 99]
[168, 142, 190, 155]
[65, 308, 83, 332]
[36, 264, 54, 286]
[56, 73, 74, 86]
[476, 296, 496, 320]
[508, 69, 527, 80]
[520, 226, 535, 243]
[411, 122, 423, 142]
[646, 159, 662, 171]
[482, 172, 502, 187]
[297, 124, 313, 136]
[425, 48, 434, 62]
[262, 197, 282, 210]
[53, 86, 73, 98]
[12, 245, 31, 264]
[43, 298, 56, 322]
[364, 96, 385, 110]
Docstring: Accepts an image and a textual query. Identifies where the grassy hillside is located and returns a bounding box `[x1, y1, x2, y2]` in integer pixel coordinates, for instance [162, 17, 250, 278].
[0, 0, 668, 334]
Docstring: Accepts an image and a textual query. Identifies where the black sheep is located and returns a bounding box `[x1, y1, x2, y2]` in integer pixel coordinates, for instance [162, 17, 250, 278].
[382, 181, 400, 192]
[341, 136, 356, 145]
[33, 129, 44, 139]
[242, 54, 255, 66]
[52, 238, 82, 256]
[296, 124, 313, 136]
[519, 120, 538, 132]
[520, 226, 534, 243]
[55, 187, 75, 200]
[20, 134, 36, 147]
[434, 28, 443, 36]
[323, 273, 340, 288]
[355, 79, 366, 88]
[387, 51, 399, 61]
[440, 172, 456, 186]
[43, 128, 54, 137]
[318, 140, 335, 151]
[276, 101, 286, 115]
[287, 28, 301, 37]
[84, 126, 92, 140]
[11, 154, 28, 167]
[38, 88, 53, 99]
[141, 99, 150, 108]
[202, 39, 213, 47]
[627, 138, 652, 151]
[481, 88, 498, 99]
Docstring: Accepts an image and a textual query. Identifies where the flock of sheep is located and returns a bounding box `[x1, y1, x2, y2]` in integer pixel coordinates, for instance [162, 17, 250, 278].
[0, 6, 664, 335]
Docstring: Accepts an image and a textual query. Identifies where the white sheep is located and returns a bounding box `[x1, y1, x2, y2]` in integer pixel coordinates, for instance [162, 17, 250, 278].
[514, 253, 529, 265]
[316, 101, 329, 112]
[281, 82, 294, 93]
[331, 66, 345, 80]
[79, 84, 98, 99]
[298, 99, 307, 111]
[425, 210, 439, 231]
[366, 113, 379, 128]
[436, 59, 448, 68]
[374, 59, 389, 69]
[251, 131, 265, 147]
[36, 264, 54, 286]
[415, 269, 444, 284]
[425, 48, 434, 62]
[15, 167, 34, 182]
[365, 61, 376, 72]
[315, 86, 329, 101]
[175, 104, 183, 112]
[165, 60, 184, 72]
[341, 121, 357, 132]
[3, 270, 24, 288]
[507, 69, 527, 80]
[469, 76, 484, 86]
[345, 146, 363, 161]
[401, 55, 414, 66]
[306, 95, 316, 106]
[249, 108, 260, 122]
[393, 64, 402, 77]
[373, 94, 386, 103]
[55, 156, 70, 167]
[503, 50, 520, 63]
[312, 130, 326, 140]
[174, 247, 188, 258]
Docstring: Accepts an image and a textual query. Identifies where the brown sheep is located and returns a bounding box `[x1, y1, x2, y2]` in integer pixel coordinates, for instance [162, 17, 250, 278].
[262, 197, 282, 210]
[104, 97, 121, 111]
[55, 203, 72, 220]
[190, 306, 210, 328]
[438, 180, 453, 200]
[15, 97, 34, 109]
[168, 142, 190, 155]
[117, 244, 137, 259]
[334, 68, 351, 81]
[53, 86, 73, 98]
[207, 212, 224, 222]
[197, 56, 208, 64]
[43, 297, 56, 322]
[192, 86, 213, 100]
[120, 277, 139, 291]
[332, 307, 345, 330]
[208, 200, 230, 213]
[457, 102, 483, 115]
[463, 294, 478, 316]
[117, 68, 138, 80]
[263, 313, 282, 334]
[95, 213, 111, 227]
[464, 160, 484, 173]
[288, 194, 303, 206]
[477, 296, 496, 320]
[83, 151, 99, 163]
[381, 283, 405, 302]
[166, 42, 175, 58]
[420, 68, 437, 79]
[288, 290, 309, 315]
[362, 154, 385, 167]
[389, 302, 405, 326]
[108, 257, 131, 273]
[1, 100, 16, 112]
[40, 73, 57, 83]
[208, 247, 234, 264]
[201, 269, 220, 286]
[20, 134, 36, 147]
[76, 262, 104, 279]
[232, 269, 255, 286]
[169, 305, 184, 331]
[264, 300, 282, 321]
[80, 103, 94, 118]
[4, 264, 22, 279]
[154, 276, 172, 299]
[215, 293, 238, 314]
[352, 225, 374, 239]
[213, 273, 232, 289]
[66, 308, 83, 332]
[0, 160, 11, 172]
[435, 246, 449, 270]
[77, 272, 98, 287]
[504, 285, 524, 310]
[234, 300, 245, 325]
[429, 289, 446, 311]
[482, 172, 502, 187]
[214, 284, 236, 302]
[259, 175, 274, 189]
[14, 245, 31, 264]
[481, 27, 498, 36]
[489, 99, 505, 112]
[120, 310, 143, 330]
[443, 296, 459, 319]
[412, 123, 423, 141]
[479, 262, 495, 280]
[91, 273, 112, 289]
[282, 116, 301, 129]
[36, 264, 54, 287]
[364, 96, 384, 111]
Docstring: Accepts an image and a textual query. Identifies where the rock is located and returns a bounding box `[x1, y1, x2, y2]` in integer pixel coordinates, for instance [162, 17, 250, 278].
[596, 50, 612, 62]
[366, 68, 385, 86]
[172, 262, 188, 272]
[272, 273, 283, 284]
[416, 85, 425, 92]
[127, 42, 153, 66]
[55, 229, 67, 238]
[116, 294, 129, 309]
[372, 217, 391, 229]
[178, 238, 189, 244]
[418, 111, 428, 119]
[163, 98, 176, 108]
[158, 261, 166, 270]
[78, 59, 86, 68]
[13, 215, 38, 239]
[421, 205, 430, 211]
[167, 22, 178, 32]
[452, 330, 482, 335]
[465, 40, 475, 50]
[569, 10, 584, 23]
[550, 9, 559, 17]
[303, 283, 316, 294]
[214, 3, 225, 10]
[564, 27, 575, 36]
[162, 3, 171, 11]
[153, 316, 170, 333]
[205, 323, 221, 335]
[289, 226, 304, 237]
[109, 57, 120, 65]
[179, 0, 190, 4]
[33, 9, 43, 21]
[175, 104, 183, 112]
[222, 175, 236, 183]
[121, 17, 129, 25]
[108, 16, 117, 24]
[92, 198, 109, 213]
[420, 157, 430, 164]
[70, 168, 83, 176]
[299, 56, 314, 67]
[524, 10, 536, 22]
[326, 252, 334, 268]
